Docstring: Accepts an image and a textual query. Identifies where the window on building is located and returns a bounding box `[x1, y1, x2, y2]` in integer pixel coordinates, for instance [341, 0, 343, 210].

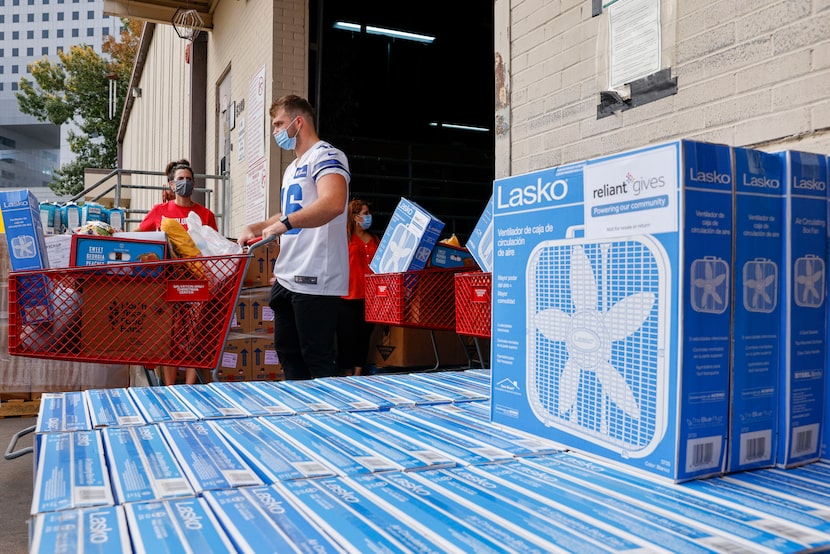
[56, 46, 63, 53]
[11, 48, 17, 56]
[41, 30, 47, 38]
[102, 26, 108, 36]
[11, 31, 17, 40]
[12, 65, 18, 74]
[57, 12, 63, 21]
[0, 83, 4, 92]
[0, 49, 3, 57]
[0, 15, 3, 23]
[42, 12, 48, 21]
[26, 48, 33, 56]
[0, 67, 4, 74]
[11, 82, 17, 91]
[72, 28, 78, 37]
[86, 27, 93, 37]
[41, 47, 47, 55]
[86, 10, 93, 19]
[28, 0, 34, 4]
[27, 13, 34, 22]
[57, 29, 63, 37]
[72, 11, 78, 20]
[12, 14, 19, 22]
[27, 30, 33, 39]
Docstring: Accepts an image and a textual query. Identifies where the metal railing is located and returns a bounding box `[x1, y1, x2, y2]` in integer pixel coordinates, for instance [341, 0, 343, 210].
[70, 168, 231, 236]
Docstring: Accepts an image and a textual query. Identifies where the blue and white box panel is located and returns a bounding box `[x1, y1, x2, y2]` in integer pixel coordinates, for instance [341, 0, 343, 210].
[202, 486, 346, 553]
[124, 497, 236, 553]
[491, 140, 734, 481]
[102, 425, 194, 504]
[84, 388, 144, 428]
[727, 147, 785, 473]
[29, 506, 130, 554]
[209, 418, 336, 481]
[465, 194, 495, 272]
[776, 150, 829, 468]
[0, 189, 50, 271]
[370, 197, 445, 274]
[128, 386, 198, 424]
[159, 421, 264, 493]
[205, 381, 295, 416]
[32, 431, 113, 515]
[169, 384, 248, 419]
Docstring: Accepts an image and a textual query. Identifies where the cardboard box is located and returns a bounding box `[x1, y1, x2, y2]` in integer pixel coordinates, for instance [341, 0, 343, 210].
[250, 335, 283, 381]
[70, 234, 167, 272]
[776, 150, 828, 468]
[217, 333, 253, 381]
[45, 234, 72, 268]
[370, 197, 444, 274]
[465, 195, 495, 272]
[427, 243, 477, 269]
[237, 287, 274, 333]
[39, 202, 61, 235]
[727, 147, 785, 473]
[80, 280, 173, 359]
[366, 325, 469, 368]
[0, 189, 50, 271]
[244, 240, 279, 287]
[491, 140, 734, 482]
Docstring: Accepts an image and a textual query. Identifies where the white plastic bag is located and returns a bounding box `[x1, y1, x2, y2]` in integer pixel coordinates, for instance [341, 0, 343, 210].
[187, 211, 242, 256]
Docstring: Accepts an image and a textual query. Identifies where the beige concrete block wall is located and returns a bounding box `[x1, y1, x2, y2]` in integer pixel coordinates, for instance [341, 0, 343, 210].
[502, 0, 830, 176]
[120, 24, 191, 225]
[206, 0, 310, 238]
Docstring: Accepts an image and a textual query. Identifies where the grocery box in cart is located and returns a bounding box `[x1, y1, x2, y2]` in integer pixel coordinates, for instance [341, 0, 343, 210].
[370, 197, 444, 274]
[491, 140, 734, 482]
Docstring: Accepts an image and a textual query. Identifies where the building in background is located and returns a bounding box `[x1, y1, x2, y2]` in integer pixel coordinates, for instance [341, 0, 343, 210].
[0, 0, 123, 201]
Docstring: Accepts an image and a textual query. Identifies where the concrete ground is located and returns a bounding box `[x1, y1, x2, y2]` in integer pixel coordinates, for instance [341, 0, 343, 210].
[0, 415, 35, 554]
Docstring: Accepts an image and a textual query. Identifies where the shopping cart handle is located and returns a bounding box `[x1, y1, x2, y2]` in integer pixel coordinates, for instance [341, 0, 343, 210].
[247, 235, 277, 251]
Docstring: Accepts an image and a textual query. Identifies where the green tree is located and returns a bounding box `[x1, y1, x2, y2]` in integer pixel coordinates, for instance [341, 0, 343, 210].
[15, 19, 141, 196]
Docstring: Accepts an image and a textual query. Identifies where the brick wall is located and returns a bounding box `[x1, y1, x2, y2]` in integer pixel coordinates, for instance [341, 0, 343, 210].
[501, 0, 830, 176]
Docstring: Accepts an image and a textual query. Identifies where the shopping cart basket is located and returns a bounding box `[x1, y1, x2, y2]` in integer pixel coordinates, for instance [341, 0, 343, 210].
[365, 267, 474, 369]
[7, 237, 274, 377]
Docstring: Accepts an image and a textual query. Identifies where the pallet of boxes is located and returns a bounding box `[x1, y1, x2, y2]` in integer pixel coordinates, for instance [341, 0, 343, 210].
[218, 239, 283, 382]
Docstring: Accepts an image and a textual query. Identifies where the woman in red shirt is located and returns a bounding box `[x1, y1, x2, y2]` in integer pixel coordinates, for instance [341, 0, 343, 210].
[337, 198, 380, 376]
[139, 159, 217, 232]
[140, 159, 218, 386]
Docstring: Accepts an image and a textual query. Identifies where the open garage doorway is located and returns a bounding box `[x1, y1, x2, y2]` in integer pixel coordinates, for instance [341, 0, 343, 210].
[310, 0, 495, 240]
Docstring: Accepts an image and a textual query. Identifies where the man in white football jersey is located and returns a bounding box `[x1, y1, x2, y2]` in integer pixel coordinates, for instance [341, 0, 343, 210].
[238, 95, 350, 380]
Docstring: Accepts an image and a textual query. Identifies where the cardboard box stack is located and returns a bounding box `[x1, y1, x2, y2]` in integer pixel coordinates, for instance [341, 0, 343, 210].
[488, 142, 830, 482]
[216, 238, 282, 382]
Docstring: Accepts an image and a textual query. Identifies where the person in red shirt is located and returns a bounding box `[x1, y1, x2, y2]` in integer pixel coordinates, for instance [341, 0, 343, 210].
[140, 159, 218, 386]
[337, 198, 380, 376]
[138, 159, 217, 232]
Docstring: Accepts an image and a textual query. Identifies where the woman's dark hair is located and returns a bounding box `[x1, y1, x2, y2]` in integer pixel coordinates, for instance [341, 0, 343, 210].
[165, 158, 193, 182]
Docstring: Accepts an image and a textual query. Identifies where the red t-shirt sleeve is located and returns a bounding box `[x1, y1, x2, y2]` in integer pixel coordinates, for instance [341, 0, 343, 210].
[138, 204, 164, 231]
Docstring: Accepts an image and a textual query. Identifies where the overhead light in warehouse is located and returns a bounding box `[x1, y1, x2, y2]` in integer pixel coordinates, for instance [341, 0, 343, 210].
[334, 21, 435, 44]
[430, 122, 490, 132]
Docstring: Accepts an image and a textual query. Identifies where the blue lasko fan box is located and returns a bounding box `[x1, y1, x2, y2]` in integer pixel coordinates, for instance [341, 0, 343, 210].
[491, 140, 734, 482]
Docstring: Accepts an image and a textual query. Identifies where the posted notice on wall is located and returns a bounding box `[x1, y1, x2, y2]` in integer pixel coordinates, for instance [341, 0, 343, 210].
[606, 0, 660, 88]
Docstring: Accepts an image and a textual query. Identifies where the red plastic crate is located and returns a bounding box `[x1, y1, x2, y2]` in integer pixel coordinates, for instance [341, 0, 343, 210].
[454, 272, 491, 338]
[365, 268, 469, 331]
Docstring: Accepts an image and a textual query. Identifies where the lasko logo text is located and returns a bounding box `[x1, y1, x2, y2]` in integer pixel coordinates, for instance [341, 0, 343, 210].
[793, 176, 827, 191]
[399, 202, 415, 215]
[744, 174, 780, 188]
[689, 168, 731, 185]
[87, 511, 113, 544]
[497, 177, 569, 208]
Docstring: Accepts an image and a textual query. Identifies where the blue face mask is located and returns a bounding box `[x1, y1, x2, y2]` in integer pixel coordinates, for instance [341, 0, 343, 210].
[173, 179, 194, 197]
[359, 214, 372, 230]
[273, 117, 299, 151]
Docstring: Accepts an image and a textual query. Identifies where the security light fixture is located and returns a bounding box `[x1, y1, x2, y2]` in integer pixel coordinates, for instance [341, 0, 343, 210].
[430, 122, 489, 132]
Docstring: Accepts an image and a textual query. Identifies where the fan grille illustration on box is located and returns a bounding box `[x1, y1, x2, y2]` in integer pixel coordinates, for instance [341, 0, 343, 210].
[527, 234, 669, 456]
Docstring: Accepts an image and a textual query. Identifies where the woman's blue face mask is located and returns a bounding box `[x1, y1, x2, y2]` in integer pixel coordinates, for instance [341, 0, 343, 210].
[359, 213, 372, 230]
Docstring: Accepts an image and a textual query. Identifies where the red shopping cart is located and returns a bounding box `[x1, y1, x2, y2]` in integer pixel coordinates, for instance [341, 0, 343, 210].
[6, 237, 274, 383]
[454, 271, 491, 368]
[364, 267, 474, 370]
